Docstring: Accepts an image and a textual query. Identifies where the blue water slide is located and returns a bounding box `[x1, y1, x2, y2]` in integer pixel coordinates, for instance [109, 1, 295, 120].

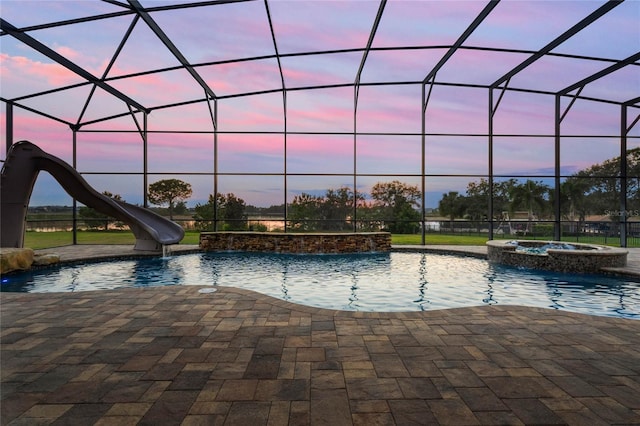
[1, 141, 184, 251]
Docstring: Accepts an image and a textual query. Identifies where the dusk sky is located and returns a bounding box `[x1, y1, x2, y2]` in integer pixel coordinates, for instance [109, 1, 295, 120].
[1, 0, 638, 208]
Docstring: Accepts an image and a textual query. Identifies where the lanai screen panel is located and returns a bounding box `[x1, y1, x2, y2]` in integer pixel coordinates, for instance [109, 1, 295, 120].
[0, 0, 637, 231]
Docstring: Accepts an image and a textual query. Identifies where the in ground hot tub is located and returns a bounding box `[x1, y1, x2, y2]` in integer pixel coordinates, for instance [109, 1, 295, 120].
[486, 239, 628, 273]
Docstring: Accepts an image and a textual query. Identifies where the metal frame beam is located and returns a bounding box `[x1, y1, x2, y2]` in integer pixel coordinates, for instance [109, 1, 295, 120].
[624, 96, 640, 108]
[76, 15, 141, 128]
[354, 0, 387, 103]
[423, 1, 498, 238]
[554, 95, 562, 241]
[559, 52, 640, 96]
[556, 53, 640, 248]
[127, 0, 218, 101]
[0, 18, 148, 113]
[353, 0, 387, 231]
[492, 1, 622, 89]
[620, 105, 628, 247]
[5, 103, 13, 153]
[264, 0, 289, 231]
[422, 0, 498, 84]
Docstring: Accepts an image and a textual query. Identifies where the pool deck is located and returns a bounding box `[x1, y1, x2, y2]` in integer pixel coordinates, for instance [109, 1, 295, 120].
[1, 245, 639, 425]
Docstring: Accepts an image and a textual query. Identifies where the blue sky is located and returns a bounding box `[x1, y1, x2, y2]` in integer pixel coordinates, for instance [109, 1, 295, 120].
[1, 0, 638, 208]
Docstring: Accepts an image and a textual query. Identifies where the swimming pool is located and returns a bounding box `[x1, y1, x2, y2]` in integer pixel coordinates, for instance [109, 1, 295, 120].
[2, 252, 639, 319]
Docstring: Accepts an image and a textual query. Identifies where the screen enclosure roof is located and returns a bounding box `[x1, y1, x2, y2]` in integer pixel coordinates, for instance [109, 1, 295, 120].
[1, 0, 639, 130]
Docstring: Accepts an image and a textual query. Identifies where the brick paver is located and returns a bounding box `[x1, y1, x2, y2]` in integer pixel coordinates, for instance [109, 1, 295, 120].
[2, 284, 639, 425]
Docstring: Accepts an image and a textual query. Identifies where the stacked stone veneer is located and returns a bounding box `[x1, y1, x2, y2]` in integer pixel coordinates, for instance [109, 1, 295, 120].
[200, 232, 391, 254]
[486, 240, 628, 273]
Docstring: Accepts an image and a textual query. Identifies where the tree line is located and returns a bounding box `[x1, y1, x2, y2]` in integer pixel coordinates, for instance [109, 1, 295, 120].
[440, 147, 639, 227]
[79, 148, 639, 233]
[188, 180, 422, 233]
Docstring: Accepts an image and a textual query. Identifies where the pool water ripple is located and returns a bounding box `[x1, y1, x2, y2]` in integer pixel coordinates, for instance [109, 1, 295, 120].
[2, 252, 639, 319]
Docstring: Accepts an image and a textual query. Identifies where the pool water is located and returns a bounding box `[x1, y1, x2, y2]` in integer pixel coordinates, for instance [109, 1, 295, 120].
[2, 252, 639, 319]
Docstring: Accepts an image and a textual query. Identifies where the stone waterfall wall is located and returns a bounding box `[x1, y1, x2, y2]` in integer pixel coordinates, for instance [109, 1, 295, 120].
[200, 232, 392, 254]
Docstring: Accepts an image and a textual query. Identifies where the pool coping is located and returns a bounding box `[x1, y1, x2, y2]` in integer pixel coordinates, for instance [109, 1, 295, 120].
[9, 243, 639, 279]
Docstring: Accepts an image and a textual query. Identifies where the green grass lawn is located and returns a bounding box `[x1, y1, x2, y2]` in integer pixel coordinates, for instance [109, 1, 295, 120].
[24, 231, 201, 249]
[22, 230, 634, 250]
[23, 231, 489, 249]
[390, 234, 489, 245]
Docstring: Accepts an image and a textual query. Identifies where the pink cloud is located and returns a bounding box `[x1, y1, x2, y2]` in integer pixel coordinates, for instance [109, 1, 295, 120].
[151, 1, 275, 63]
[287, 102, 353, 133]
[269, 1, 378, 53]
[147, 102, 218, 132]
[218, 93, 285, 132]
[492, 91, 555, 134]
[218, 133, 282, 154]
[53, 45, 81, 62]
[282, 67, 321, 87]
[373, 1, 488, 47]
[464, 1, 598, 50]
[281, 51, 362, 90]
[217, 133, 284, 174]
[425, 138, 488, 175]
[198, 59, 282, 97]
[356, 86, 422, 134]
[559, 100, 620, 136]
[510, 55, 612, 93]
[434, 48, 529, 86]
[6, 113, 72, 155]
[108, 69, 204, 107]
[360, 49, 443, 83]
[1, 53, 81, 97]
[288, 134, 352, 156]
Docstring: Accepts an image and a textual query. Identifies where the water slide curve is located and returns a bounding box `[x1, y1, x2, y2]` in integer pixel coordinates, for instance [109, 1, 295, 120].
[1, 141, 184, 251]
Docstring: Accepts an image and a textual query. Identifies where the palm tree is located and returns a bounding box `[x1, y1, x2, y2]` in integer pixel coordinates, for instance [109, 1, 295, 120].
[509, 180, 550, 234]
[560, 179, 587, 222]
